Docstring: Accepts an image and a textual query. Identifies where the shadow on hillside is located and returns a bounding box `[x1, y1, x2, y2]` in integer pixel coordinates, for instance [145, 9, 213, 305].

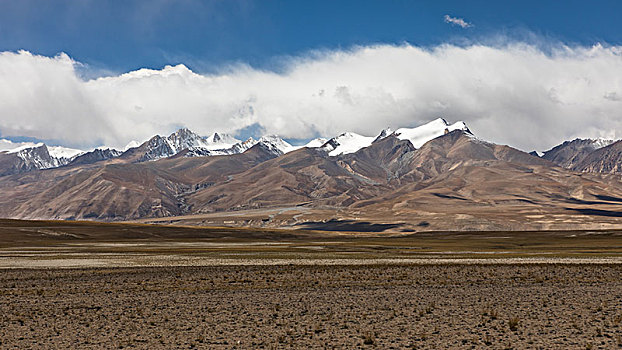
[567, 208, 622, 217]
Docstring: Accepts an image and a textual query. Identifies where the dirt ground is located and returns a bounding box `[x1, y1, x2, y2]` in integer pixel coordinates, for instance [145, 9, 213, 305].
[1, 264, 621, 349]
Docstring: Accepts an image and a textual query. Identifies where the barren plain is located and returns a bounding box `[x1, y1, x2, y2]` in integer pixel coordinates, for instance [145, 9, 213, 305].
[1, 219, 622, 349]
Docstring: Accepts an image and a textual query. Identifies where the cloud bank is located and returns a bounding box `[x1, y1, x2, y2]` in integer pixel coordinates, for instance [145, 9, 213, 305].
[444, 15, 472, 28]
[0, 43, 621, 151]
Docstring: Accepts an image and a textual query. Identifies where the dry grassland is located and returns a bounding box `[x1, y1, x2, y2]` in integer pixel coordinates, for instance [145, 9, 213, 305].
[1, 220, 622, 348]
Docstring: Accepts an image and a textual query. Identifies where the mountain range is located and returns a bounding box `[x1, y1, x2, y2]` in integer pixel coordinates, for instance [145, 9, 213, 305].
[0, 118, 621, 232]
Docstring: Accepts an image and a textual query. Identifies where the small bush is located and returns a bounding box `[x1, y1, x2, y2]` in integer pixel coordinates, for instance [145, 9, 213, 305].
[508, 317, 520, 331]
[362, 332, 376, 345]
[482, 303, 498, 319]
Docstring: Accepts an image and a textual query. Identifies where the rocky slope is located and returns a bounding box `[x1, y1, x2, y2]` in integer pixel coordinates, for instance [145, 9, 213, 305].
[69, 148, 122, 166]
[0, 143, 279, 220]
[542, 138, 614, 169]
[574, 140, 622, 174]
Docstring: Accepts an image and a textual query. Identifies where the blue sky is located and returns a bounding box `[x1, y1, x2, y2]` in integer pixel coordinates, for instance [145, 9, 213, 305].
[0, 1, 622, 151]
[1, 0, 622, 74]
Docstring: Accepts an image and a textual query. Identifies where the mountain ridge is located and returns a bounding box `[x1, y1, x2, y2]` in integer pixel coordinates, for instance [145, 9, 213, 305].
[0, 118, 474, 175]
[1, 118, 621, 231]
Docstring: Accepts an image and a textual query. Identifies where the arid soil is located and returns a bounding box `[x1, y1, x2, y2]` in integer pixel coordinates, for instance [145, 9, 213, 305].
[1, 264, 622, 349]
[2, 220, 622, 348]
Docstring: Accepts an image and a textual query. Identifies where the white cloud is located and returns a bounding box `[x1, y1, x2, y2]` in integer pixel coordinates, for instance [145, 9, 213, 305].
[0, 43, 622, 152]
[444, 15, 472, 28]
[604, 91, 621, 101]
[0, 139, 41, 152]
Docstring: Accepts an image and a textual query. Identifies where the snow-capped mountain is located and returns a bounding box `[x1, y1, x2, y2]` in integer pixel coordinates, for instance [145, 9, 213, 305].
[0, 140, 85, 174]
[373, 128, 394, 143]
[254, 135, 296, 156]
[279, 137, 329, 153]
[125, 128, 236, 161]
[320, 132, 378, 156]
[394, 118, 470, 148]
[124, 129, 297, 161]
[0, 144, 76, 176]
[303, 138, 329, 148]
[319, 118, 469, 156]
[0, 119, 473, 173]
[542, 138, 615, 169]
[20, 117, 621, 180]
[592, 138, 616, 149]
[123, 140, 141, 151]
[165, 128, 210, 153]
[5, 116, 622, 230]
[47, 146, 84, 159]
[185, 136, 253, 157]
[204, 132, 241, 150]
[212, 137, 257, 155]
[131, 135, 178, 162]
[0, 138, 82, 160]
[13, 144, 70, 169]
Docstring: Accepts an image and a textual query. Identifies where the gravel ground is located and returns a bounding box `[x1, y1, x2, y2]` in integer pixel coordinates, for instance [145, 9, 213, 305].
[1, 264, 622, 349]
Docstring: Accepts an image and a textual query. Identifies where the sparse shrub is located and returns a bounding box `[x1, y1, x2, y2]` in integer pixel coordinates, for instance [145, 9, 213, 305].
[425, 302, 435, 314]
[482, 303, 498, 319]
[362, 332, 376, 345]
[508, 316, 520, 331]
[490, 309, 498, 319]
[313, 323, 323, 334]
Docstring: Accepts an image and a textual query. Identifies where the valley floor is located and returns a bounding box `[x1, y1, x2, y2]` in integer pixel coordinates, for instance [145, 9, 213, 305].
[1, 264, 622, 349]
[1, 220, 622, 348]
